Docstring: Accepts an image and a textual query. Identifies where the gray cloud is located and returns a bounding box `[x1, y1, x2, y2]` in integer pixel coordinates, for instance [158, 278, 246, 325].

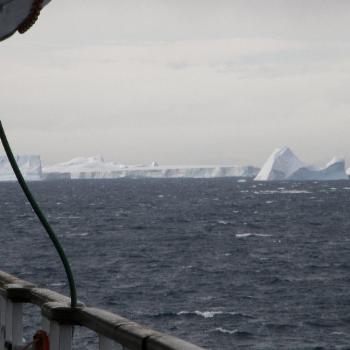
[0, 1, 350, 167]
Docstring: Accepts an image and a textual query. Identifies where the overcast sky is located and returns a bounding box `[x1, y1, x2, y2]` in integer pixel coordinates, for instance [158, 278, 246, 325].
[1, 0, 350, 167]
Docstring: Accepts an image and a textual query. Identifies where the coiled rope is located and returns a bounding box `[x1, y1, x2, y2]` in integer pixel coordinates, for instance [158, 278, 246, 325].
[17, 0, 45, 34]
[0, 121, 77, 308]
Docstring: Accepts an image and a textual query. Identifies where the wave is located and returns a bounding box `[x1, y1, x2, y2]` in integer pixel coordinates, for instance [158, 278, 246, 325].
[235, 233, 272, 238]
[264, 322, 298, 331]
[49, 282, 66, 287]
[177, 310, 251, 319]
[255, 190, 311, 194]
[65, 232, 89, 237]
[212, 327, 237, 334]
[216, 220, 231, 225]
[212, 328, 254, 337]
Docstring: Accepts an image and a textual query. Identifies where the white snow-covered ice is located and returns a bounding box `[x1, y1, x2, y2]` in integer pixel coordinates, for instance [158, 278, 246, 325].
[43, 156, 259, 180]
[43, 156, 123, 179]
[0, 155, 42, 181]
[254, 147, 305, 181]
[255, 147, 348, 181]
[288, 156, 348, 181]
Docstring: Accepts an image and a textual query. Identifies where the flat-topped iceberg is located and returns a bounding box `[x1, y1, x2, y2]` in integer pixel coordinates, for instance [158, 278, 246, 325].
[255, 147, 348, 181]
[43, 157, 259, 180]
[116, 165, 259, 179]
[0, 155, 42, 181]
[43, 156, 125, 179]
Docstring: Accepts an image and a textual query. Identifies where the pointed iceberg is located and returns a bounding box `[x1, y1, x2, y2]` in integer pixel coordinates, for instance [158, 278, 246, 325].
[254, 147, 305, 181]
[255, 147, 348, 181]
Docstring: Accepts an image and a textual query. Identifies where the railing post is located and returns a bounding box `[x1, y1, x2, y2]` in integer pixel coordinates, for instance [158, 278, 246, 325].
[41, 316, 50, 333]
[99, 335, 115, 350]
[5, 299, 23, 349]
[0, 296, 6, 350]
[41, 302, 76, 350]
[48, 321, 72, 350]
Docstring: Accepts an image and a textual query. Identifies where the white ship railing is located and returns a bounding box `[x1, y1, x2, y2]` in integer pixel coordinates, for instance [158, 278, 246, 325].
[0, 271, 204, 350]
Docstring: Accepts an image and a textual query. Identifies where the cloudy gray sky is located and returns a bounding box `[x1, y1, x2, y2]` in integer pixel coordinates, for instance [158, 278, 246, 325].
[1, 0, 350, 167]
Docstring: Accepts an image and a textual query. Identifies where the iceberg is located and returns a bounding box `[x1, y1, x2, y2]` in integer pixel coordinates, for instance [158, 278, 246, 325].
[255, 147, 348, 181]
[43, 156, 124, 179]
[113, 165, 260, 179]
[288, 157, 348, 181]
[43, 157, 259, 180]
[0, 155, 42, 181]
[254, 147, 305, 181]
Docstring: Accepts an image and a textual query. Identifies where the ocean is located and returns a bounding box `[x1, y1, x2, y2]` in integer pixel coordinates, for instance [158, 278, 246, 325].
[0, 178, 349, 349]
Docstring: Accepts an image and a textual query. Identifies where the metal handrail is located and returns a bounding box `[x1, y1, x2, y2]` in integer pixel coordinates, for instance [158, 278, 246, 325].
[0, 270, 205, 350]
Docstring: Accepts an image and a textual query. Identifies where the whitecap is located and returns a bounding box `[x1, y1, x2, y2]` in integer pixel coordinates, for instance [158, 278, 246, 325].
[256, 190, 311, 194]
[177, 310, 239, 318]
[331, 331, 345, 336]
[181, 265, 193, 269]
[66, 232, 89, 238]
[49, 282, 65, 287]
[177, 311, 222, 318]
[235, 233, 272, 238]
[212, 327, 238, 335]
[280, 190, 311, 194]
[217, 220, 229, 225]
[194, 311, 223, 318]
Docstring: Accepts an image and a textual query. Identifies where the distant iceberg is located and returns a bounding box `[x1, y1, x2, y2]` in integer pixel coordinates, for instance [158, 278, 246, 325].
[43, 156, 259, 180]
[254, 147, 305, 181]
[43, 156, 123, 179]
[255, 147, 348, 181]
[0, 155, 42, 181]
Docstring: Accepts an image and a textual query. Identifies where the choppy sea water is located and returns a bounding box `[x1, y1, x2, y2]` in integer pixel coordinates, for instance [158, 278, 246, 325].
[0, 178, 350, 350]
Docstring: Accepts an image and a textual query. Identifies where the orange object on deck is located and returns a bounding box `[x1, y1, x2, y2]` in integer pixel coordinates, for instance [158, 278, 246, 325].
[33, 330, 50, 350]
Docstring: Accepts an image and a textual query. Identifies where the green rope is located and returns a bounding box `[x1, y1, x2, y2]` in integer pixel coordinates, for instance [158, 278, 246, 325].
[0, 121, 77, 308]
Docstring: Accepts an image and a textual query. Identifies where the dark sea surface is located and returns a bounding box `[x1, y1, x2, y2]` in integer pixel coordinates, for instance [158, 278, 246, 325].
[0, 178, 350, 350]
